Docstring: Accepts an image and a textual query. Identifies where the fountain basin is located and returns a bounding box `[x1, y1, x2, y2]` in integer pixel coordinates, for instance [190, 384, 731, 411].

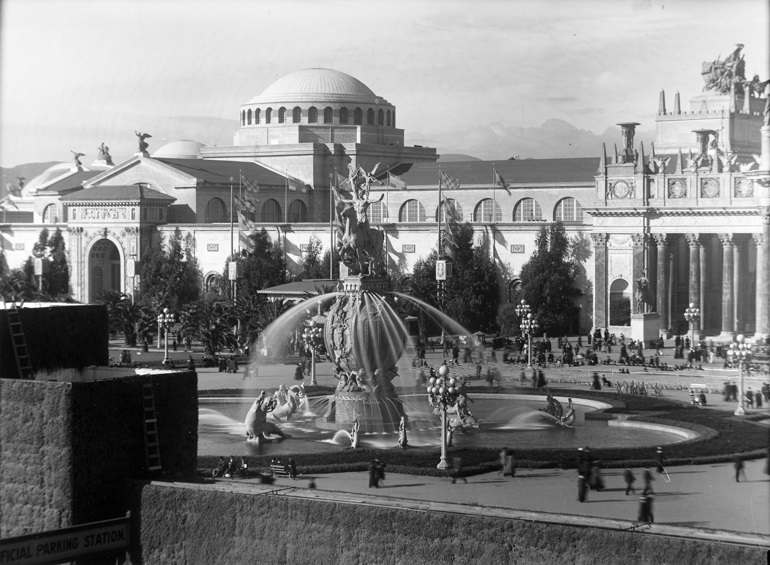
[316, 391, 406, 432]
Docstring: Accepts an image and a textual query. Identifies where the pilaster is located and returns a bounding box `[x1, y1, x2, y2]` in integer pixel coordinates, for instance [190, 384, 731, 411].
[653, 234, 668, 331]
[686, 233, 701, 332]
[591, 233, 608, 330]
[718, 234, 734, 340]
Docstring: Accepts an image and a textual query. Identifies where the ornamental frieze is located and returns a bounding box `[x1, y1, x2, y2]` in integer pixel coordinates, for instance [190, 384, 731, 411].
[700, 178, 720, 198]
[80, 207, 129, 221]
[667, 178, 687, 198]
[734, 178, 754, 198]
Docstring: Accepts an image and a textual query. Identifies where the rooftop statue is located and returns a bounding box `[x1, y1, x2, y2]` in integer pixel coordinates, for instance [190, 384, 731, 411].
[337, 162, 385, 276]
[97, 142, 114, 165]
[701, 44, 746, 94]
[71, 150, 85, 167]
[135, 131, 152, 153]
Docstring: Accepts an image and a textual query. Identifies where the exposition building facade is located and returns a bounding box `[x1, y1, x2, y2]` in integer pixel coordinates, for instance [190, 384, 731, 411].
[1, 63, 769, 340]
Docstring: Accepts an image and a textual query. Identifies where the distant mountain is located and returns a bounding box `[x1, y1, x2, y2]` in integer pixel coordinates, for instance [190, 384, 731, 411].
[1, 162, 59, 194]
[437, 153, 483, 162]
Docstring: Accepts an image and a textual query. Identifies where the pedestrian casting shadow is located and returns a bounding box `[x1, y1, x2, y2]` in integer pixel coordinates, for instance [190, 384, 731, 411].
[377, 483, 428, 489]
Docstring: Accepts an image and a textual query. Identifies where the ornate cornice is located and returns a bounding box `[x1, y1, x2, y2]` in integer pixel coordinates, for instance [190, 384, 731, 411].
[586, 206, 759, 217]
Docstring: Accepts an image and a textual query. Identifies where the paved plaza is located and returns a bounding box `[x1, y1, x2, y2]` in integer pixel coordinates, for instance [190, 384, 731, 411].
[116, 339, 770, 545]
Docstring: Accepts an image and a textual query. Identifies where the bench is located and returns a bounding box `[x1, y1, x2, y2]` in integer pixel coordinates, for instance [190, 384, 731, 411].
[270, 464, 291, 478]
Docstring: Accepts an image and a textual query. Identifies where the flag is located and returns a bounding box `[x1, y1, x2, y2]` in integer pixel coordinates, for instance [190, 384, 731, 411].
[241, 175, 260, 200]
[388, 172, 407, 190]
[494, 168, 511, 195]
[442, 197, 460, 223]
[287, 175, 308, 192]
[237, 210, 257, 254]
[439, 170, 460, 190]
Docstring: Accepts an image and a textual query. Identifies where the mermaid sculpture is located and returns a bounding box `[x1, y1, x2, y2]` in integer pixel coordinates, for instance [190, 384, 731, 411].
[269, 383, 306, 421]
[245, 391, 292, 443]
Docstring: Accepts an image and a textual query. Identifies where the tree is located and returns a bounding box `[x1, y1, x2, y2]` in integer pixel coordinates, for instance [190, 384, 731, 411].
[519, 222, 581, 336]
[496, 302, 520, 338]
[11, 227, 71, 300]
[300, 235, 327, 279]
[46, 228, 70, 295]
[138, 228, 201, 310]
[229, 229, 287, 299]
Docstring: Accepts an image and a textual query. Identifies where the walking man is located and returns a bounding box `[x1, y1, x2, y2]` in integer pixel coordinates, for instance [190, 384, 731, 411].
[624, 467, 636, 495]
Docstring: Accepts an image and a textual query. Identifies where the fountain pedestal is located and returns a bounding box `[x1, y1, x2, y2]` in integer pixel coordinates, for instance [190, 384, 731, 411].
[316, 391, 405, 433]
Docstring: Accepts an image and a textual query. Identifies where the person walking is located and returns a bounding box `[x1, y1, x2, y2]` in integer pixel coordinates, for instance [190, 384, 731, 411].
[287, 457, 298, 480]
[655, 447, 666, 474]
[369, 459, 381, 488]
[624, 467, 636, 495]
[642, 467, 655, 494]
[734, 455, 747, 482]
[637, 493, 654, 523]
[451, 456, 467, 484]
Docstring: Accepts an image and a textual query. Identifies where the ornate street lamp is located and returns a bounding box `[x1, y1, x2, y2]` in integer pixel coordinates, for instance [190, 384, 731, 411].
[727, 334, 750, 416]
[427, 363, 460, 469]
[157, 307, 176, 367]
[516, 300, 538, 371]
[303, 307, 326, 386]
[683, 302, 700, 350]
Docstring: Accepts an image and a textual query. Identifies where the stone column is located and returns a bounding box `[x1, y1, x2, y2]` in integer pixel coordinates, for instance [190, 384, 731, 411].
[686, 233, 701, 332]
[752, 225, 770, 337]
[719, 234, 735, 337]
[653, 234, 668, 330]
[591, 233, 608, 329]
[631, 233, 646, 314]
[700, 240, 707, 332]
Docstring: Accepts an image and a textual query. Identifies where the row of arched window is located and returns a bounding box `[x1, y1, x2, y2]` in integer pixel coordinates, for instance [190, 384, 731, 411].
[240, 105, 395, 128]
[202, 196, 583, 224]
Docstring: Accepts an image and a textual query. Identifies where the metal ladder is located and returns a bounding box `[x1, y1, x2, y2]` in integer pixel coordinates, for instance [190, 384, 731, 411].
[142, 383, 162, 472]
[3, 300, 34, 379]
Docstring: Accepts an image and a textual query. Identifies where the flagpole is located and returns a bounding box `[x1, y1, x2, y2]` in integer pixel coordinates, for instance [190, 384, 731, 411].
[229, 178, 234, 257]
[438, 170, 442, 260]
[238, 171, 242, 254]
[284, 170, 288, 223]
[329, 172, 334, 280]
[492, 163, 496, 224]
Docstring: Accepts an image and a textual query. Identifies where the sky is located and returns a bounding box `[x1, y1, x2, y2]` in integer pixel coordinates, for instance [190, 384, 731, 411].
[0, 0, 767, 168]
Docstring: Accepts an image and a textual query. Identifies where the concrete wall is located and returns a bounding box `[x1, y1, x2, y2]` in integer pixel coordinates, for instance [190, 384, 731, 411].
[129, 483, 763, 565]
[0, 372, 198, 537]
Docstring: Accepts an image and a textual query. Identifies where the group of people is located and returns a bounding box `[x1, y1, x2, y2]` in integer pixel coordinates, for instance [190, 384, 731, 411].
[615, 379, 664, 397]
[211, 455, 249, 479]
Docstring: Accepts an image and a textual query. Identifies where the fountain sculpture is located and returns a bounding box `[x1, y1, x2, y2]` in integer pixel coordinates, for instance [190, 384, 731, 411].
[317, 162, 408, 433]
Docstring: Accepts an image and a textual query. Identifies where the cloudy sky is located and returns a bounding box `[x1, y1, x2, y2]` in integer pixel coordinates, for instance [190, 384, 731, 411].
[0, 0, 767, 167]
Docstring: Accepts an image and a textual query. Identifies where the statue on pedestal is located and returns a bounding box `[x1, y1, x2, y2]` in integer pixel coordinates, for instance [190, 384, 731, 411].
[135, 131, 152, 153]
[635, 272, 654, 314]
[97, 142, 114, 165]
[71, 150, 85, 168]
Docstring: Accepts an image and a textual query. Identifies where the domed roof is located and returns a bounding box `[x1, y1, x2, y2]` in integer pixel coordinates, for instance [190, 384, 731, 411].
[22, 162, 79, 196]
[152, 140, 204, 159]
[247, 69, 382, 105]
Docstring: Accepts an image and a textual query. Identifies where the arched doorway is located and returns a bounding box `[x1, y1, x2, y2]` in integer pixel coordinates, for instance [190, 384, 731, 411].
[609, 278, 631, 326]
[89, 239, 122, 302]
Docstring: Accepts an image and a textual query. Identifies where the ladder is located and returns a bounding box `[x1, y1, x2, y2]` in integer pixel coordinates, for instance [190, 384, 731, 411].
[142, 383, 162, 472]
[4, 300, 34, 379]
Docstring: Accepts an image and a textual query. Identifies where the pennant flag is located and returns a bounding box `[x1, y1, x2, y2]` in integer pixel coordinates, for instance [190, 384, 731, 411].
[439, 170, 460, 190]
[494, 168, 511, 195]
[237, 210, 257, 254]
[442, 197, 460, 223]
[241, 175, 260, 199]
[388, 172, 407, 190]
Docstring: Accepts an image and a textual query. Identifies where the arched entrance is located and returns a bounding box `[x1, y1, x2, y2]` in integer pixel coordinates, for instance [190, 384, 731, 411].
[609, 278, 631, 326]
[89, 239, 122, 302]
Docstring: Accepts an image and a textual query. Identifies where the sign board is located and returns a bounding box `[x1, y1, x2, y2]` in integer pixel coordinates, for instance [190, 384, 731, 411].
[0, 515, 130, 565]
[228, 261, 244, 281]
[125, 260, 139, 277]
[33, 258, 48, 276]
[207, 243, 219, 252]
[402, 244, 415, 253]
[435, 260, 452, 281]
[510, 245, 525, 253]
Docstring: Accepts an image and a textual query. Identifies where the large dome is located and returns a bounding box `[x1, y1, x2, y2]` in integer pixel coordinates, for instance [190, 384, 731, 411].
[248, 69, 380, 104]
[152, 140, 204, 159]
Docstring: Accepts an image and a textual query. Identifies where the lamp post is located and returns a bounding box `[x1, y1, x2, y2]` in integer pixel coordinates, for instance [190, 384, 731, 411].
[157, 308, 176, 367]
[516, 300, 538, 371]
[728, 334, 750, 416]
[427, 363, 460, 469]
[303, 306, 326, 386]
[683, 302, 700, 350]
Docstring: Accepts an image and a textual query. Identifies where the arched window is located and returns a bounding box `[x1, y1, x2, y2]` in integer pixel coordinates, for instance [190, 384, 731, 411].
[399, 199, 426, 222]
[609, 279, 631, 326]
[265, 108, 272, 124]
[254, 108, 261, 124]
[204, 272, 220, 292]
[293, 106, 302, 123]
[246, 109, 252, 125]
[261, 198, 282, 222]
[354, 108, 362, 125]
[554, 197, 584, 223]
[308, 107, 318, 123]
[436, 199, 464, 222]
[278, 107, 286, 123]
[378, 109, 384, 125]
[369, 201, 387, 224]
[392, 109, 396, 127]
[204, 197, 228, 223]
[367, 108, 375, 125]
[473, 199, 501, 223]
[340, 107, 349, 124]
[386, 110, 391, 126]
[241, 110, 245, 126]
[42, 204, 58, 223]
[513, 198, 543, 222]
[324, 107, 333, 124]
[287, 199, 308, 222]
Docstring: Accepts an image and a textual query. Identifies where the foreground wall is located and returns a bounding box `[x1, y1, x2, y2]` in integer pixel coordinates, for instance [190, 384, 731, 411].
[131, 483, 763, 565]
[0, 373, 197, 537]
